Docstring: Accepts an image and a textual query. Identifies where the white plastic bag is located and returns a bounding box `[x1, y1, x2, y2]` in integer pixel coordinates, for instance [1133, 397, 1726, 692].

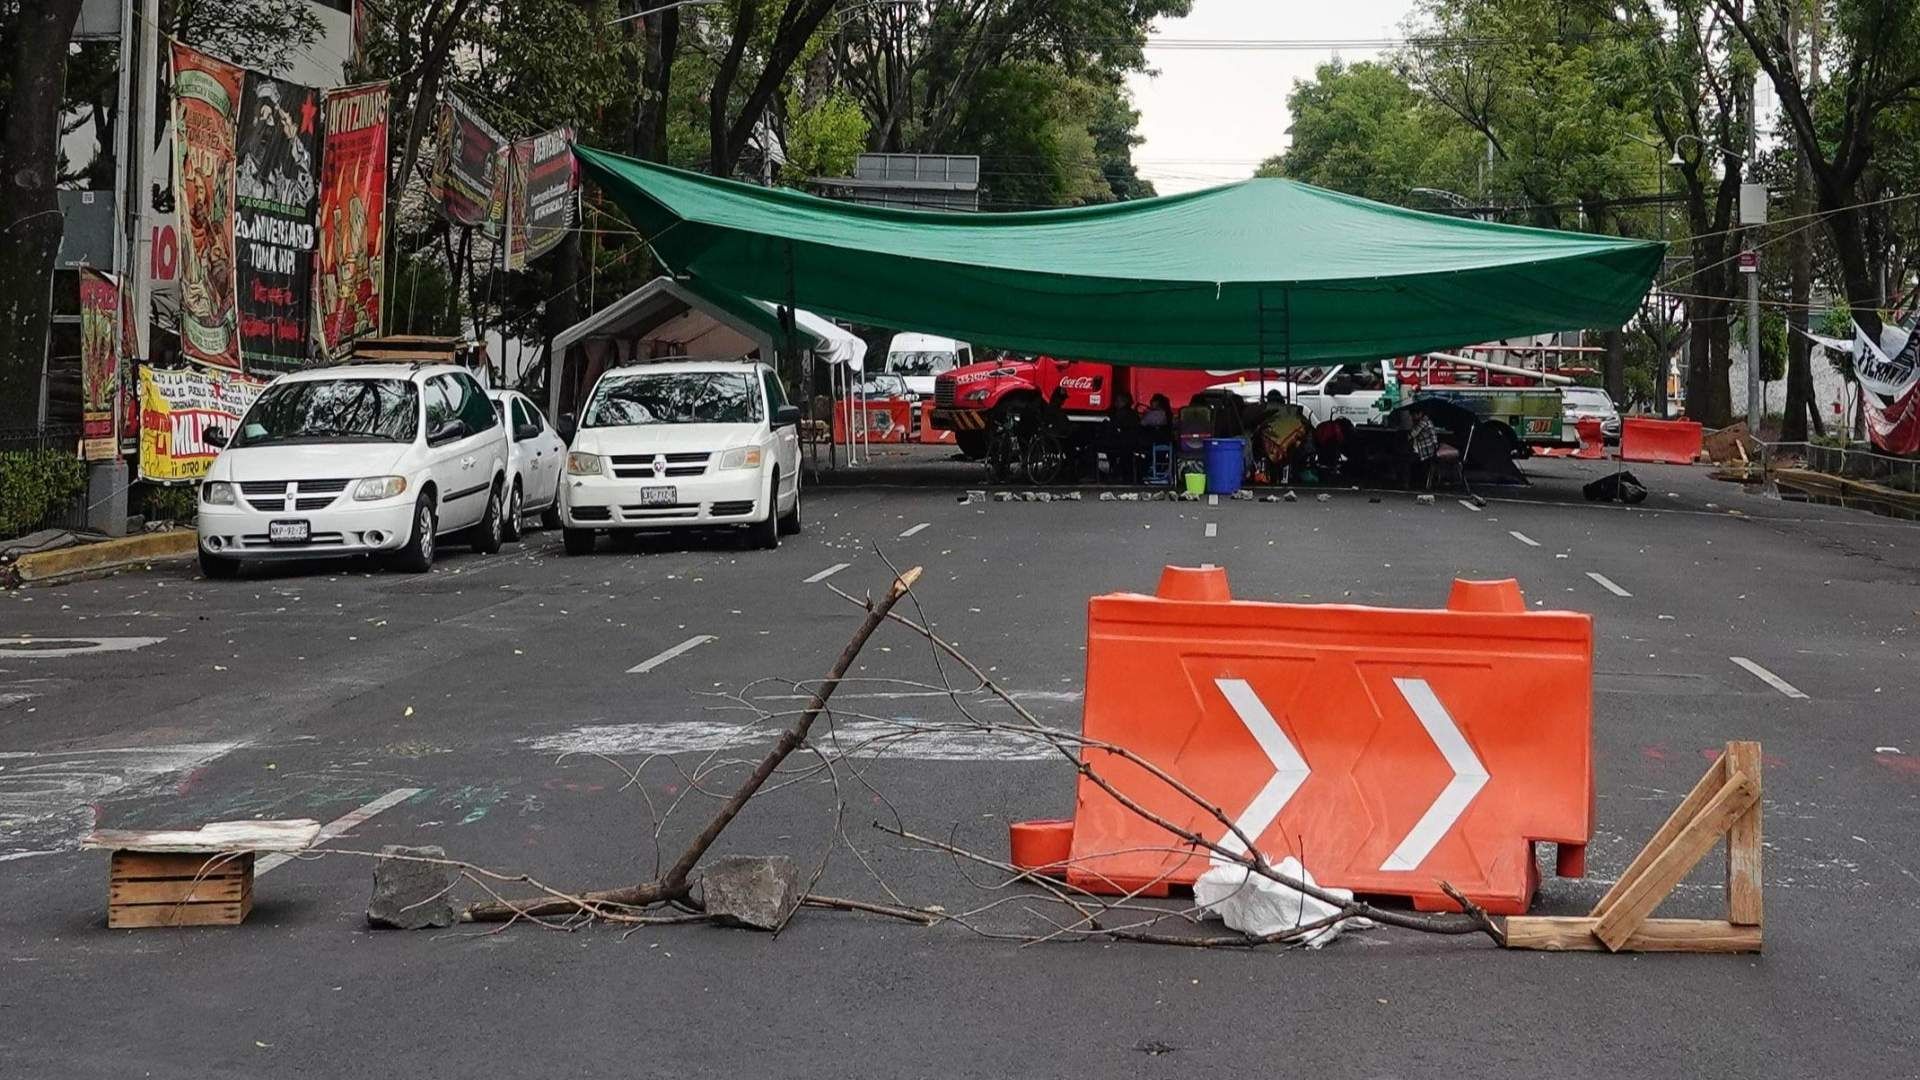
[1193, 856, 1368, 948]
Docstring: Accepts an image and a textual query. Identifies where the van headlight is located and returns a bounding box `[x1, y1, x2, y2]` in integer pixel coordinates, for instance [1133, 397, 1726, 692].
[717, 447, 763, 470]
[566, 451, 604, 476]
[201, 481, 235, 506]
[352, 475, 407, 501]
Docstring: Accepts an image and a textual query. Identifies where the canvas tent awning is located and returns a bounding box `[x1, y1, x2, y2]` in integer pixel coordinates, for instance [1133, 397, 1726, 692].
[576, 144, 1664, 369]
[548, 274, 848, 419]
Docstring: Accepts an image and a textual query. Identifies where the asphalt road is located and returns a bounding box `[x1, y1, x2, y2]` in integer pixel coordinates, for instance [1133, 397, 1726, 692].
[3, 457, 1918, 1079]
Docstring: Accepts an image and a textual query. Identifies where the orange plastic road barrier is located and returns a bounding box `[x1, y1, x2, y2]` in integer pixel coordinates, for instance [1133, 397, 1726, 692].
[1573, 417, 1607, 460]
[918, 408, 956, 445]
[832, 399, 911, 444]
[1020, 566, 1593, 915]
[1618, 417, 1702, 465]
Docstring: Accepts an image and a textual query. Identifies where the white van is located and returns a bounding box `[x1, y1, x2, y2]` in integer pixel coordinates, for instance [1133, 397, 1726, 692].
[884, 333, 973, 398]
[557, 360, 802, 554]
[196, 363, 511, 577]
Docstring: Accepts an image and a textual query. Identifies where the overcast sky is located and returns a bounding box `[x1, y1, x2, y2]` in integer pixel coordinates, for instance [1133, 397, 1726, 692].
[1125, 0, 1418, 194]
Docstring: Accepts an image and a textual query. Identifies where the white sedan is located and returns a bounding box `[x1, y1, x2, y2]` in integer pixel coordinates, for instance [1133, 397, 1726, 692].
[488, 389, 567, 540]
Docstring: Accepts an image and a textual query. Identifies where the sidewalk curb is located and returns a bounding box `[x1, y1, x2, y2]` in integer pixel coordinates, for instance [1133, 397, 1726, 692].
[5, 530, 197, 587]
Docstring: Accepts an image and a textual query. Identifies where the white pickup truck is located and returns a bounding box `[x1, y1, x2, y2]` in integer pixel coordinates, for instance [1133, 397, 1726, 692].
[1216, 360, 1567, 450]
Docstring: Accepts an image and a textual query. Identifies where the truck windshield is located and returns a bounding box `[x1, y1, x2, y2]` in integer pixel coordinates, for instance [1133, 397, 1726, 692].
[888, 351, 953, 376]
[232, 379, 418, 447]
[584, 371, 763, 427]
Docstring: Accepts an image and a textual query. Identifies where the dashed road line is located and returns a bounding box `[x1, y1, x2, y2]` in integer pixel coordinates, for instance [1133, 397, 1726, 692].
[898, 522, 930, 538]
[1585, 571, 1632, 597]
[804, 562, 850, 584]
[1730, 657, 1809, 699]
[627, 634, 716, 674]
[257, 787, 424, 876]
[1205, 522, 1218, 538]
[1458, 499, 1482, 512]
[1509, 530, 1540, 547]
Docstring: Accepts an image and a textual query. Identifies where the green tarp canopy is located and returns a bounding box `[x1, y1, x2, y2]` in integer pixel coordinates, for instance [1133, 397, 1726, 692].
[576, 144, 1664, 368]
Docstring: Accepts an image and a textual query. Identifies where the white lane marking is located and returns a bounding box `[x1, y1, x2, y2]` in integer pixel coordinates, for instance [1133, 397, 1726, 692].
[257, 787, 423, 876]
[0, 636, 166, 659]
[1508, 530, 1540, 547]
[1381, 678, 1489, 871]
[1458, 499, 1482, 512]
[627, 634, 716, 674]
[898, 522, 930, 538]
[804, 562, 850, 584]
[1204, 522, 1218, 538]
[1212, 678, 1311, 861]
[1730, 656, 1809, 700]
[755, 689, 1082, 703]
[524, 719, 1058, 762]
[1585, 571, 1632, 597]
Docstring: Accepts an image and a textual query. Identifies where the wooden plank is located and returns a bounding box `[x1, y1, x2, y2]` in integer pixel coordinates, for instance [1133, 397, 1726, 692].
[1724, 741, 1764, 926]
[107, 900, 249, 928]
[110, 877, 247, 904]
[1589, 754, 1727, 918]
[1503, 916, 1762, 953]
[86, 820, 320, 854]
[110, 850, 254, 880]
[1592, 774, 1758, 951]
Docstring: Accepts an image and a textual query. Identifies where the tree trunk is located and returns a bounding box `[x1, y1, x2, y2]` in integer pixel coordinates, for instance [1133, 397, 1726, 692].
[709, 0, 758, 176]
[1603, 328, 1626, 405]
[632, 6, 680, 161]
[0, 0, 85, 428]
[1782, 152, 1818, 441]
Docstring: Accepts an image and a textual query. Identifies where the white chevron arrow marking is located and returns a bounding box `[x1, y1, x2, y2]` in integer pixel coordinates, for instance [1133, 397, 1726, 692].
[1212, 678, 1311, 862]
[1380, 677, 1489, 871]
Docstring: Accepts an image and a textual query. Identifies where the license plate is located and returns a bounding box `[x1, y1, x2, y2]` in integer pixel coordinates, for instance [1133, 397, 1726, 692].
[267, 519, 310, 543]
[638, 486, 677, 506]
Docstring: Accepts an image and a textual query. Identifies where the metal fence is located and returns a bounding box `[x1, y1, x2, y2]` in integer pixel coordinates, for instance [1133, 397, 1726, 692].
[1765, 440, 1920, 493]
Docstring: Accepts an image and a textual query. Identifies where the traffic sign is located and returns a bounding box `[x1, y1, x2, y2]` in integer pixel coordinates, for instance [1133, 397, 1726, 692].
[1738, 250, 1758, 273]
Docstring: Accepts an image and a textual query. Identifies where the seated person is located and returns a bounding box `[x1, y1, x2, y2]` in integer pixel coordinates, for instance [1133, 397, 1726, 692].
[1257, 392, 1311, 473]
[1140, 393, 1172, 430]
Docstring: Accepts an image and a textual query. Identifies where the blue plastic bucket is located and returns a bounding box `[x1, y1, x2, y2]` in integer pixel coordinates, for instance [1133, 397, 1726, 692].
[1203, 438, 1244, 495]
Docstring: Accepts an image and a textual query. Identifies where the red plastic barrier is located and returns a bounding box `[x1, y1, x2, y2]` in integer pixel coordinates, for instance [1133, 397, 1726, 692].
[1018, 566, 1594, 915]
[832, 399, 911, 444]
[1618, 417, 1702, 465]
[1573, 416, 1607, 460]
[918, 407, 955, 445]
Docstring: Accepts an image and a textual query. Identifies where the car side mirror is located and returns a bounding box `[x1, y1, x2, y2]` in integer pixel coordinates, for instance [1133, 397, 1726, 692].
[514, 422, 540, 442]
[428, 418, 468, 445]
[204, 424, 228, 447]
[773, 405, 801, 428]
[557, 413, 577, 442]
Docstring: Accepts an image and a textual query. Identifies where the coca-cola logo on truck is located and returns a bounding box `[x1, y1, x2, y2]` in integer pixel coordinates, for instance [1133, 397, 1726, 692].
[1057, 376, 1097, 390]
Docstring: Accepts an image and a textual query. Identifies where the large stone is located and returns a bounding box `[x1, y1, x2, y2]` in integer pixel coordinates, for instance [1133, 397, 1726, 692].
[367, 844, 456, 929]
[702, 855, 803, 931]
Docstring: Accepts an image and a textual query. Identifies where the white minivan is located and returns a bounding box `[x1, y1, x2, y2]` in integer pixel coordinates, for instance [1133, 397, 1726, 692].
[557, 360, 802, 554]
[885, 333, 972, 398]
[196, 363, 510, 577]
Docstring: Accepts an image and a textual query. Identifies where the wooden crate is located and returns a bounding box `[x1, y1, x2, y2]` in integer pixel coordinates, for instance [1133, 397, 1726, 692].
[107, 851, 255, 929]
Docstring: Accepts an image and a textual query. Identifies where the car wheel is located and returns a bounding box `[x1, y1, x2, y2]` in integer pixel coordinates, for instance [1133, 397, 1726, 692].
[750, 471, 781, 550]
[540, 501, 562, 529]
[389, 495, 436, 573]
[954, 429, 988, 459]
[563, 527, 596, 556]
[198, 549, 240, 580]
[501, 480, 524, 542]
[778, 477, 802, 535]
[471, 481, 505, 554]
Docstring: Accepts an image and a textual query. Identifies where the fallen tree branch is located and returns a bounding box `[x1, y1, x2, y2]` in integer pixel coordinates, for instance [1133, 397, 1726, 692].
[461, 566, 924, 923]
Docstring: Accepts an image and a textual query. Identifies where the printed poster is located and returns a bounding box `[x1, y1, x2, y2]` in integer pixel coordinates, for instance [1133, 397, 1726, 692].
[235, 72, 321, 368]
[1853, 316, 1920, 455]
[315, 81, 389, 360]
[170, 43, 245, 371]
[506, 128, 576, 271]
[137, 366, 267, 482]
[79, 269, 120, 461]
[430, 94, 505, 227]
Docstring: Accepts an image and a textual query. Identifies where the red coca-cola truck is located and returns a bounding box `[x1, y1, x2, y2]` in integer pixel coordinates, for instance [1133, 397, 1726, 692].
[930, 355, 1278, 458]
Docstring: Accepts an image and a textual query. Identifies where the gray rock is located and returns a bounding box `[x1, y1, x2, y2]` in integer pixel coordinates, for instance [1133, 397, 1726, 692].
[1179, 492, 1200, 502]
[702, 855, 803, 931]
[1261, 495, 1281, 503]
[1415, 494, 1436, 505]
[1315, 493, 1332, 503]
[1098, 491, 1118, 502]
[1283, 490, 1298, 503]
[1064, 491, 1083, 501]
[993, 491, 1014, 502]
[1035, 492, 1055, 502]
[1118, 492, 1141, 502]
[1231, 490, 1255, 501]
[367, 844, 456, 929]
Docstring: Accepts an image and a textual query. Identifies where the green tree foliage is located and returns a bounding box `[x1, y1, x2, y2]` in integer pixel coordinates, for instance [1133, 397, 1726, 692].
[1255, 60, 1482, 206]
[783, 89, 869, 184]
[0, 450, 87, 538]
